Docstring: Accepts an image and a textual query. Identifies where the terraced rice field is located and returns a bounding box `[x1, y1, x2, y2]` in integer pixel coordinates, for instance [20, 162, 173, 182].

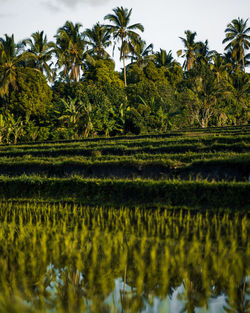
[0, 125, 249, 208]
[0, 203, 249, 313]
[0, 126, 249, 312]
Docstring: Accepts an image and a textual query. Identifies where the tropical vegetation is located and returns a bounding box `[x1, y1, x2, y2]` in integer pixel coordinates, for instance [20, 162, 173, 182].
[0, 9, 249, 313]
[0, 9, 249, 144]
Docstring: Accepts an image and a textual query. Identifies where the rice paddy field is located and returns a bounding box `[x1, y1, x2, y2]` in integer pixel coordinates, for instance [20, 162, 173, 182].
[0, 126, 249, 312]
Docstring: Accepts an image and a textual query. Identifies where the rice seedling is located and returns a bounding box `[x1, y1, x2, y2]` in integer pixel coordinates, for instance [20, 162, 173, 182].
[0, 202, 248, 313]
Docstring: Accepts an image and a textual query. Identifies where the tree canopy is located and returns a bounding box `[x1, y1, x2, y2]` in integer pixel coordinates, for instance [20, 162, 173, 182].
[0, 10, 249, 143]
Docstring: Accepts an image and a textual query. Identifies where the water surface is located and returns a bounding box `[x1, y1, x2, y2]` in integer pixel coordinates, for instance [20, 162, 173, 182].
[0, 203, 249, 313]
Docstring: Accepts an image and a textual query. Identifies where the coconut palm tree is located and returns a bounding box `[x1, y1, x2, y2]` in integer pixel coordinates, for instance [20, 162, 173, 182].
[55, 21, 86, 82]
[21, 31, 55, 81]
[222, 18, 250, 72]
[104, 6, 144, 86]
[84, 23, 111, 59]
[154, 49, 177, 68]
[127, 37, 154, 68]
[177, 30, 200, 71]
[0, 34, 34, 101]
[210, 53, 232, 82]
[196, 40, 216, 66]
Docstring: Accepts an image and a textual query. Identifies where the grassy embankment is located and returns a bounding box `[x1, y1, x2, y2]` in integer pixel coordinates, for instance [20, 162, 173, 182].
[0, 125, 249, 208]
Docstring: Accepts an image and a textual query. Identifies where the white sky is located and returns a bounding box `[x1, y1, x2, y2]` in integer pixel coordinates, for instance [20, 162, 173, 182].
[0, 0, 249, 70]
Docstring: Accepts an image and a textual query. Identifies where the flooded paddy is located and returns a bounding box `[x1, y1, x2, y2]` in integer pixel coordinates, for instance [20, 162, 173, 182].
[0, 202, 248, 313]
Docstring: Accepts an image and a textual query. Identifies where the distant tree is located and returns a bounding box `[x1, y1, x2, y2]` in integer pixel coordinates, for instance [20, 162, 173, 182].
[222, 49, 250, 72]
[125, 61, 178, 133]
[179, 64, 223, 128]
[128, 37, 154, 68]
[84, 55, 123, 88]
[8, 67, 52, 122]
[223, 18, 250, 72]
[55, 21, 85, 82]
[225, 70, 250, 124]
[210, 53, 232, 82]
[154, 49, 174, 68]
[177, 30, 200, 71]
[83, 57, 127, 135]
[196, 40, 216, 65]
[84, 23, 111, 59]
[0, 34, 34, 103]
[104, 6, 144, 86]
[21, 31, 55, 82]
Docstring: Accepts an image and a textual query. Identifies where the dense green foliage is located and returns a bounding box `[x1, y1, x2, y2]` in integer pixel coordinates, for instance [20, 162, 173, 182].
[0, 10, 249, 312]
[9, 67, 52, 120]
[0, 11, 249, 143]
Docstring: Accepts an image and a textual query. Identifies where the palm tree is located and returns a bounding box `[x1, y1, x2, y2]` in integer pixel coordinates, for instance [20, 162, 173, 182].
[128, 38, 154, 68]
[21, 31, 55, 81]
[196, 40, 216, 66]
[228, 71, 250, 114]
[104, 6, 144, 86]
[84, 23, 112, 59]
[210, 53, 232, 82]
[177, 30, 200, 71]
[55, 21, 85, 82]
[154, 49, 176, 68]
[0, 34, 34, 101]
[222, 18, 250, 72]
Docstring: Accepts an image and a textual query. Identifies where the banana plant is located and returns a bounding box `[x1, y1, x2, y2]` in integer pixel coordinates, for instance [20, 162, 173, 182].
[5, 113, 24, 144]
[57, 97, 84, 127]
[0, 114, 6, 143]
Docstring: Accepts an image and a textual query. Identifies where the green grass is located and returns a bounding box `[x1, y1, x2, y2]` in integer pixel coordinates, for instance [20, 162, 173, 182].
[0, 176, 249, 209]
[0, 126, 249, 204]
[0, 141, 248, 158]
[0, 154, 248, 181]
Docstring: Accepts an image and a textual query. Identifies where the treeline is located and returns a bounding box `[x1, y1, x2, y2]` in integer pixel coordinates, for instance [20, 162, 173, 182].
[0, 7, 249, 144]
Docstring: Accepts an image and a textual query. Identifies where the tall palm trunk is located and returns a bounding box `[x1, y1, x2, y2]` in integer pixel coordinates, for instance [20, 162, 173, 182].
[242, 52, 245, 72]
[121, 38, 127, 87]
[123, 55, 127, 87]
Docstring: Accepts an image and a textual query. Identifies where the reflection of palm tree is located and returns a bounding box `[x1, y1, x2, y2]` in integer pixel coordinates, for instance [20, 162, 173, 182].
[84, 23, 111, 59]
[224, 278, 250, 313]
[104, 6, 144, 86]
[222, 18, 250, 72]
[178, 275, 209, 313]
[56, 267, 87, 312]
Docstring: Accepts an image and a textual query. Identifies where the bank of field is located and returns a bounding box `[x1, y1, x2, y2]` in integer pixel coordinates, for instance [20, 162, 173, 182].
[0, 126, 249, 208]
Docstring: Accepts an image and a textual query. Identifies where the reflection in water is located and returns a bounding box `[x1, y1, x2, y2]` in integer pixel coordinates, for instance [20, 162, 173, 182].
[0, 202, 249, 313]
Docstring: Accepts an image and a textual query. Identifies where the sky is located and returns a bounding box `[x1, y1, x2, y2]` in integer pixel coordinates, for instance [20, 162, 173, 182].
[0, 0, 249, 70]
